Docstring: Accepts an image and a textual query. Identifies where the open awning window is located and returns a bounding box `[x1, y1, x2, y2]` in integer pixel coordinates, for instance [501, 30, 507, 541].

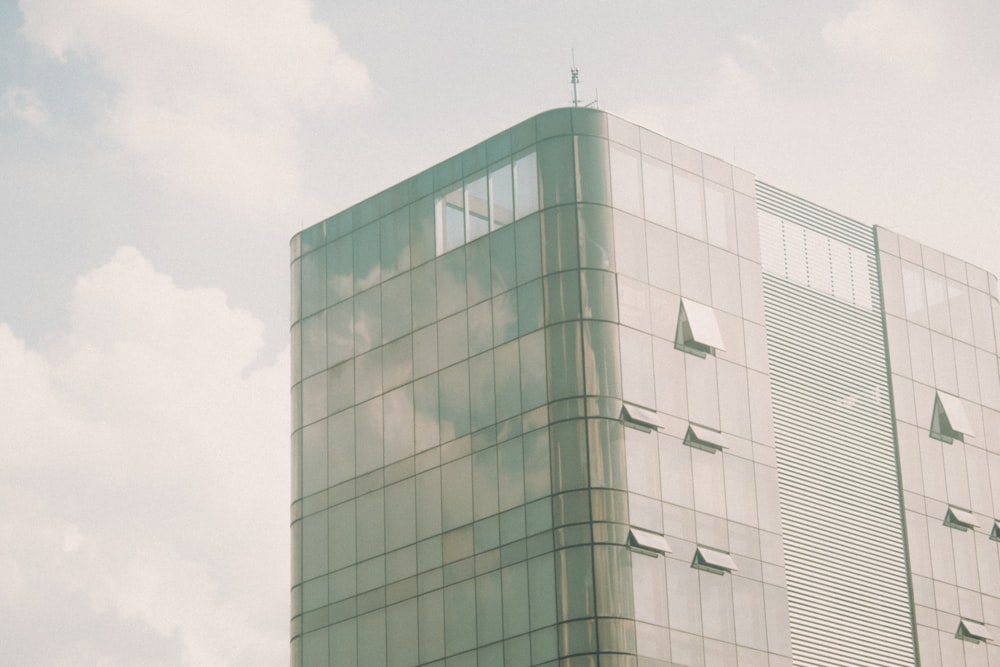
[931, 391, 974, 443]
[944, 506, 978, 531]
[691, 546, 738, 574]
[627, 528, 672, 556]
[684, 424, 725, 453]
[675, 299, 725, 357]
[621, 403, 664, 431]
[957, 618, 992, 643]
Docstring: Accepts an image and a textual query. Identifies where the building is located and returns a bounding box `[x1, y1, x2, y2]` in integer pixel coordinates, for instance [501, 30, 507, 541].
[289, 108, 1000, 666]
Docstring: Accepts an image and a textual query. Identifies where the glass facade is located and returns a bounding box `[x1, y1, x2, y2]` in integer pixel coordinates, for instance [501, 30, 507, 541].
[291, 108, 1000, 666]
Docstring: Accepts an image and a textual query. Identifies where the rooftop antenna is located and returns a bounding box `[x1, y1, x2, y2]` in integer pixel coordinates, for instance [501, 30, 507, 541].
[570, 49, 582, 107]
[570, 50, 598, 108]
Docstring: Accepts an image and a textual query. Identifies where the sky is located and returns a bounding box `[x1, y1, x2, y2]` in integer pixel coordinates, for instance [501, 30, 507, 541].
[1, 1, 998, 665]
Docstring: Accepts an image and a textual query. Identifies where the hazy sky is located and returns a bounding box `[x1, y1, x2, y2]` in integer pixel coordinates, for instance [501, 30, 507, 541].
[1, 1, 998, 665]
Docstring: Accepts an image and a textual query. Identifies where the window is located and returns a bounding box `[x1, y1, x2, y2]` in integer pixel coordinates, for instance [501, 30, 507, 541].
[627, 527, 671, 556]
[621, 403, 663, 432]
[991, 521, 1000, 542]
[931, 391, 974, 443]
[944, 506, 977, 531]
[675, 299, 725, 357]
[683, 423, 725, 453]
[956, 618, 992, 643]
[691, 546, 738, 575]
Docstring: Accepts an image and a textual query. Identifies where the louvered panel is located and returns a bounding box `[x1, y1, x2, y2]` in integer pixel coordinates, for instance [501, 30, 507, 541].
[758, 184, 916, 666]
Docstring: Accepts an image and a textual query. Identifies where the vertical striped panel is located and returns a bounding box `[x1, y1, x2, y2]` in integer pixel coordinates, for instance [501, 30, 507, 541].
[758, 183, 916, 666]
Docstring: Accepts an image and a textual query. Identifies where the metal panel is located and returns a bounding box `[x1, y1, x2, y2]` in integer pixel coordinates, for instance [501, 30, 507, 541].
[758, 183, 916, 666]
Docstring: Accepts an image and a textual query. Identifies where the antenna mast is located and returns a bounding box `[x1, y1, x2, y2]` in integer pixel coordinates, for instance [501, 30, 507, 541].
[570, 49, 581, 107]
[570, 50, 597, 108]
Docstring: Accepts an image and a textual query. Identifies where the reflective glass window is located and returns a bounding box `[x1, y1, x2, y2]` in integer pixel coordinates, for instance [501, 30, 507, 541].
[385, 478, 416, 552]
[610, 143, 643, 215]
[409, 196, 435, 267]
[925, 272, 950, 333]
[353, 287, 381, 353]
[328, 408, 355, 487]
[489, 162, 514, 228]
[415, 467, 442, 540]
[580, 269, 618, 322]
[538, 136, 576, 209]
[355, 396, 384, 474]
[301, 420, 327, 497]
[300, 248, 326, 318]
[519, 330, 547, 410]
[437, 311, 468, 369]
[613, 210, 648, 282]
[515, 215, 542, 284]
[547, 322, 584, 400]
[621, 327, 655, 409]
[476, 570, 503, 646]
[354, 221, 381, 292]
[386, 599, 418, 667]
[441, 456, 473, 530]
[356, 490, 385, 561]
[540, 205, 579, 275]
[705, 182, 736, 252]
[632, 548, 668, 624]
[418, 591, 445, 662]
[466, 236, 492, 306]
[576, 135, 612, 205]
[647, 224, 680, 293]
[410, 262, 437, 330]
[470, 351, 497, 432]
[439, 362, 470, 442]
[381, 207, 410, 280]
[583, 321, 622, 397]
[436, 251, 467, 319]
[436, 184, 465, 254]
[674, 169, 706, 241]
[902, 261, 928, 324]
[502, 562, 530, 637]
[358, 609, 387, 667]
[381, 273, 411, 344]
[329, 500, 356, 570]
[383, 384, 414, 464]
[523, 429, 551, 502]
[642, 156, 674, 228]
[513, 151, 539, 219]
[466, 172, 489, 242]
[301, 311, 327, 378]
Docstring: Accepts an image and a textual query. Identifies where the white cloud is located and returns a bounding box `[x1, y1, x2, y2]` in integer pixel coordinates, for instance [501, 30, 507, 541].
[0, 248, 289, 666]
[17, 0, 370, 213]
[823, 0, 947, 71]
[1, 86, 51, 131]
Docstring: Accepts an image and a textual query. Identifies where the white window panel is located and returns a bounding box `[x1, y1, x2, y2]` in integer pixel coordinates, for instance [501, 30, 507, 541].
[692, 545, 738, 574]
[621, 403, 664, 431]
[676, 299, 726, 356]
[628, 528, 671, 556]
[935, 391, 974, 437]
[957, 618, 992, 643]
[944, 506, 977, 531]
[683, 424, 725, 453]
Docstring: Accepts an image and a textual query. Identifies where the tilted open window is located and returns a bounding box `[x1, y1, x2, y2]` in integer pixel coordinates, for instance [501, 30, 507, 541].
[621, 403, 664, 432]
[691, 546, 738, 575]
[683, 424, 726, 453]
[675, 299, 725, 357]
[944, 506, 978, 531]
[956, 618, 992, 643]
[627, 527, 672, 557]
[931, 391, 974, 443]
